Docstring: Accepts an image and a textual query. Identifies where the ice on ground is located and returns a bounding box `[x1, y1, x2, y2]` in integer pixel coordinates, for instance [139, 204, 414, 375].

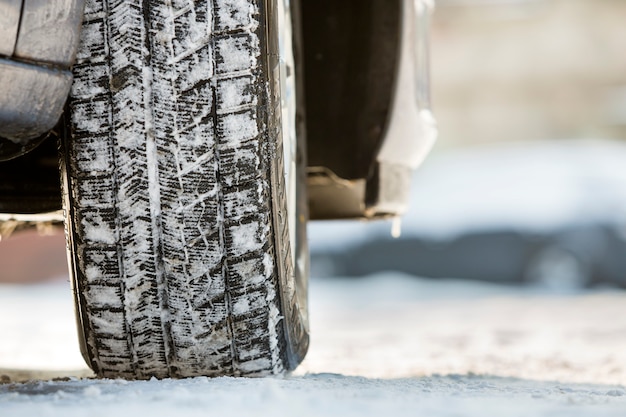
[2, 275, 626, 416]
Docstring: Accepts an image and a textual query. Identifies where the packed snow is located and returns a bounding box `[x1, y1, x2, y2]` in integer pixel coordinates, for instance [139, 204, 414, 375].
[2, 275, 626, 416]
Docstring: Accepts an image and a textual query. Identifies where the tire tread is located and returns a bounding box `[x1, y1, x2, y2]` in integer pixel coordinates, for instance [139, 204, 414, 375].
[65, 0, 298, 378]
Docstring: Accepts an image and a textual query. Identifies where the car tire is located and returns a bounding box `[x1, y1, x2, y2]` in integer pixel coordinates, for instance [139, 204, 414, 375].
[60, 0, 309, 379]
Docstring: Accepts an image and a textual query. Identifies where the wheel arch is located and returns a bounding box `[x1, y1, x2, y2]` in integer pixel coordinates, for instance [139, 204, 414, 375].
[300, 0, 437, 220]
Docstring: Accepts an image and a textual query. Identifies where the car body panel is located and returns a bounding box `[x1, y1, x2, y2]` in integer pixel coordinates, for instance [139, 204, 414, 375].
[0, 0, 84, 151]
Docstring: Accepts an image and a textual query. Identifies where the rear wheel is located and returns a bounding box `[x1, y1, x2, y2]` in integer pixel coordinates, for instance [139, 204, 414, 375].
[60, 0, 308, 378]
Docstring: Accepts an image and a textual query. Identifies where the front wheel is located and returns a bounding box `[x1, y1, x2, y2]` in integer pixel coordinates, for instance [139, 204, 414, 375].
[60, 0, 308, 379]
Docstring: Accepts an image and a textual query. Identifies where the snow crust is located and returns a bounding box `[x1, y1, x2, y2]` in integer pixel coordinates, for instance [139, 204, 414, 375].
[3, 374, 626, 417]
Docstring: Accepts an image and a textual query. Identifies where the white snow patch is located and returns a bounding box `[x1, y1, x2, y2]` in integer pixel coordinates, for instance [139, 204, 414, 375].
[216, 36, 258, 73]
[229, 221, 262, 255]
[232, 298, 250, 316]
[221, 111, 258, 144]
[219, 76, 255, 109]
[82, 221, 115, 245]
[84, 266, 102, 282]
[216, 0, 256, 30]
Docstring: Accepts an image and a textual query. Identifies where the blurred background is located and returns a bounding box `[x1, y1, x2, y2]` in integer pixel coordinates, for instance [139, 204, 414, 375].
[433, 0, 626, 147]
[309, 0, 626, 290]
[2, 0, 626, 289]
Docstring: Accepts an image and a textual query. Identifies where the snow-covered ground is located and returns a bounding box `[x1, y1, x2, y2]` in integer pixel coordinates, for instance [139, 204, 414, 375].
[2, 275, 626, 416]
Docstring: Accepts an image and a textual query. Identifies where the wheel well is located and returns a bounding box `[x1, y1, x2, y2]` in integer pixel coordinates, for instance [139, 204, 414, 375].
[300, 0, 402, 181]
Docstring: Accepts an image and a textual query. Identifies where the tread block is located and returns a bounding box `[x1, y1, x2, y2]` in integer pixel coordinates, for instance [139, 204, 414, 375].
[71, 64, 109, 100]
[214, 0, 256, 32]
[222, 182, 267, 221]
[76, 207, 117, 245]
[216, 74, 257, 110]
[85, 284, 124, 309]
[224, 217, 267, 258]
[83, 0, 104, 18]
[171, 4, 211, 59]
[71, 95, 111, 134]
[89, 309, 127, 337]
[217, 110, 259, 144]
[75, 176, 116, 208]
[214, 33, 259, 74]
[230, 288, 268, 320]
[170, 44, 214, 92]
[81, 247, 120, 282]
[176, 83, 214, 130]
[70, 134, 114, 175]
[75, 19, 107, 64]
[227, 256, 269, 287]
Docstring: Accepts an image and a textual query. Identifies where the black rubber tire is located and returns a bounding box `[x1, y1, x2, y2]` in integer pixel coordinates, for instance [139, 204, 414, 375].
[60, 0, 309, 379]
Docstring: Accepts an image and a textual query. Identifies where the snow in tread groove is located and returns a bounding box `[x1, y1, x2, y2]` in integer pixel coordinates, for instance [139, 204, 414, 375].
[65, 0, 293, 377]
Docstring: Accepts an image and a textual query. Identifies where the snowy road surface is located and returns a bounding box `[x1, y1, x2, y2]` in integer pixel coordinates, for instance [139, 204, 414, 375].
[2, 274, 626, 416]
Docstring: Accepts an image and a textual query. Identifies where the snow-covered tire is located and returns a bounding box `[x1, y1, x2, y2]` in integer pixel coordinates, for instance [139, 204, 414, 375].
[60, 0, 309, 379]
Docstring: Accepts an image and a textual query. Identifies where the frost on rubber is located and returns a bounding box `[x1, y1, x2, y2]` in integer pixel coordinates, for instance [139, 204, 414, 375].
[61, 0, 308, 379]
